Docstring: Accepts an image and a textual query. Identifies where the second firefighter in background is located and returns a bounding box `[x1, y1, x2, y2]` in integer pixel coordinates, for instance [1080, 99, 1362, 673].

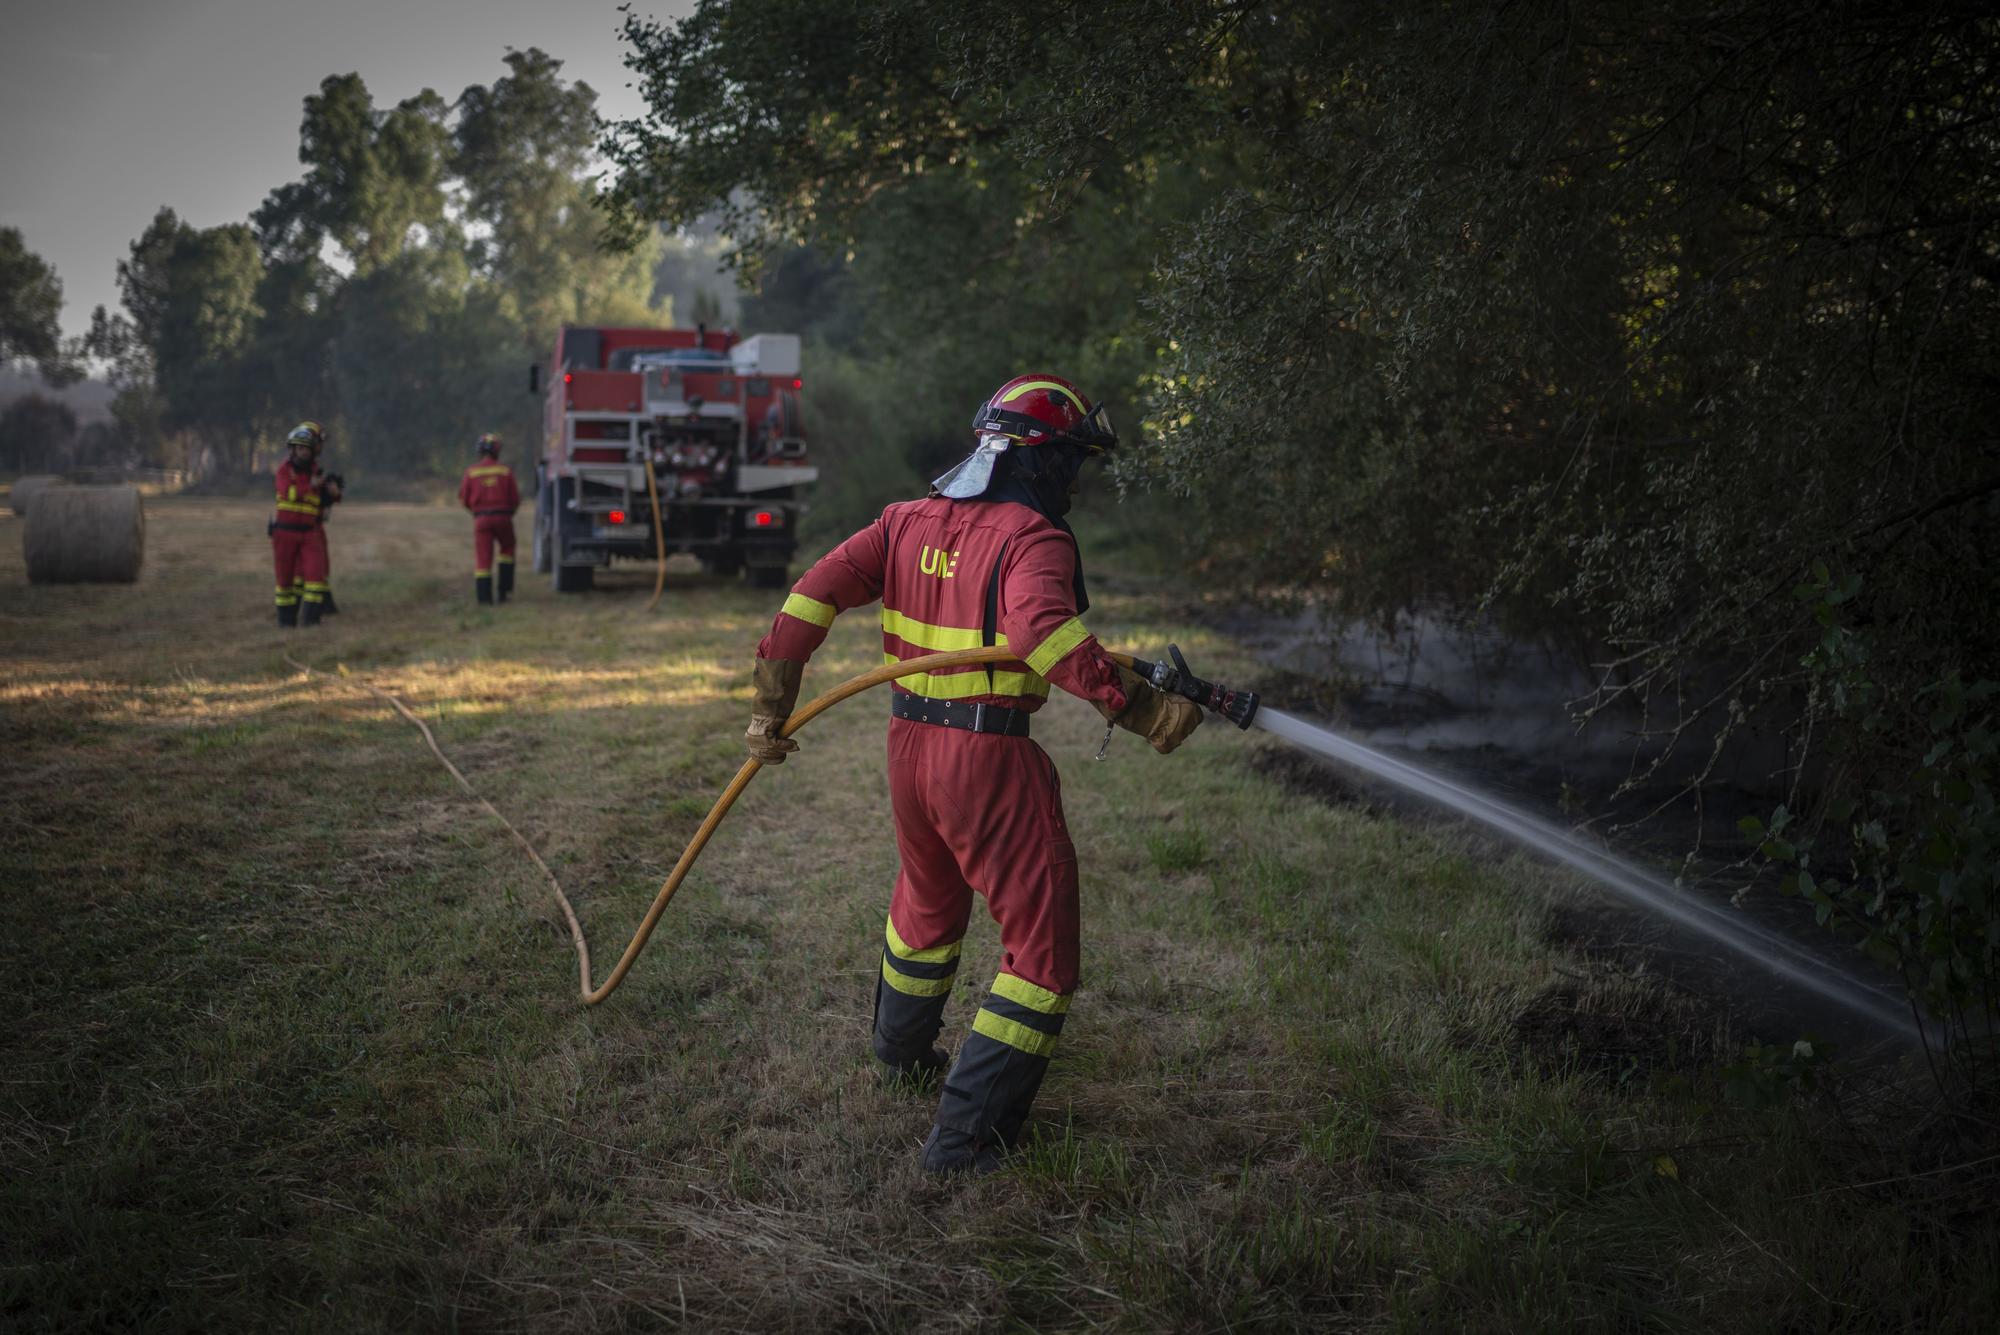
[459, 434, 520, 603]
[747, 373, 1202, 1176]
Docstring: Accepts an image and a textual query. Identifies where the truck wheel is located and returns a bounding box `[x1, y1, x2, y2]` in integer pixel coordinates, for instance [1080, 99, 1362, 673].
[545, 475, 592, 591]
[748, 564, 789, 590]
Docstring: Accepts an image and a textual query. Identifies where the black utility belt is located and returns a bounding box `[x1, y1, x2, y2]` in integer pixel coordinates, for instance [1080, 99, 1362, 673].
[273, 521, 317, 533]
[891, 691, 1032, 737]
[474, 509, 514, 517]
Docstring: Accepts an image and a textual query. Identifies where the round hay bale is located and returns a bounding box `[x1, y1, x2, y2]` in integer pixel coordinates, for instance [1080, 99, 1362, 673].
[8, 474, 62, 517]
[24, 485, 145, 584]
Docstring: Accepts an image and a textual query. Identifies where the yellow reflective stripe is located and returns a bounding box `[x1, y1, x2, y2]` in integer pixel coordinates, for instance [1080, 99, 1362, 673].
[495, 554, 514, 564]
[302, 582, 330, 592]
[1022, 616, 1091, 677]
[972, 1009, 1059, 1057]
[882, 959, 955, 997]
[879, 608, 1009, 652]
[884, 654, 1050, 700]
[999, 379, 1087, 413]
[475, 568, 491, 576]
[276, 501, 321, 514]
[782, 593, 836, 628]
[468, 464, 509, 477]
[992, 972, 1071, 1015]
[885, 914, 961, 963]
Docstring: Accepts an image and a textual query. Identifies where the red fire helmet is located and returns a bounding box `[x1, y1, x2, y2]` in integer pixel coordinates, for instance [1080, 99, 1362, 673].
[970, 374, 1117, 453]
[935, 373, 1117, 499]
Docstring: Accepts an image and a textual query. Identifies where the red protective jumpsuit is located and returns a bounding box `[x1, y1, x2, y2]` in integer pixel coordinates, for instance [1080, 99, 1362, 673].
[756, 495, 1130, 1149]
[271, 460, 334, 626]
[458, 461, 520, 602]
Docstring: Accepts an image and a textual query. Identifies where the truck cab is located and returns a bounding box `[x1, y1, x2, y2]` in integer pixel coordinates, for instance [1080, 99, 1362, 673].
[531, 324, 817, 592]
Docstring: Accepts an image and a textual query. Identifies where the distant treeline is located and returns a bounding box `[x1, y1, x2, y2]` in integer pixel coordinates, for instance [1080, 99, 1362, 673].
[600, 1, 2000, 1055]
[36, 50, 741, 482]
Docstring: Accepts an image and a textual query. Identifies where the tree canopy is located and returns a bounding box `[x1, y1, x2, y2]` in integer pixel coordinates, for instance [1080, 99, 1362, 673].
[603, 0, 1999, 761]
[92, 48, 665, 478]
[0, 228, 82, 388]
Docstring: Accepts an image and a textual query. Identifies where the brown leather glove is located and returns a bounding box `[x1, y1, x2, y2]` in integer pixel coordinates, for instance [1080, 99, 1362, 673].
[1093, 665, 1203, 754]
[747, 657, 804, 763]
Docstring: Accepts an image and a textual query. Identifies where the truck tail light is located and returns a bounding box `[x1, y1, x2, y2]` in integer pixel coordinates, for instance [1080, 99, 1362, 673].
[753, 510, 775, 527]
[608, 509, 627, 525]
[790, 378, 803, 390]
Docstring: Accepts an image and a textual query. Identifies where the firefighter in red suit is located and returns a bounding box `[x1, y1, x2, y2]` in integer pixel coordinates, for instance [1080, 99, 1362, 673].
[270, 421, 341, 627]
[458, 434, 520, 604]
[748, 374, 1203, 1175]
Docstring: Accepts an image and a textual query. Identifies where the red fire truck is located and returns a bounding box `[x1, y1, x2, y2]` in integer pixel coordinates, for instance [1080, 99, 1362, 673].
[529, 324, 817, 592]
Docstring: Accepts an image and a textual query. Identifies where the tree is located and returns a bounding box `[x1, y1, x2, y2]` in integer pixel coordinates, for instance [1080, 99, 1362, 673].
[288, 75, 453, 275]
[130, 52, 676, 478]
[0, 228, 81, 387]
[91, 209, 269, 471]
[0, 394, 79, 473]
[606, 0, 2000, 765]
[454, 48, 665, 343]
[601, 1, 1240, 485]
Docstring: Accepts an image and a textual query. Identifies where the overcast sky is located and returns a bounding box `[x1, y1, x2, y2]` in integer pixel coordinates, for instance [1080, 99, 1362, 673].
[0, 0, 693, 338]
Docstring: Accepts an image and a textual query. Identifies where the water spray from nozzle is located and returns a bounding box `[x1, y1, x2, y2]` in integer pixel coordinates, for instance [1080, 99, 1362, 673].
[1128, 643, 1261, 729]
[1248, 704, 1923, 1045]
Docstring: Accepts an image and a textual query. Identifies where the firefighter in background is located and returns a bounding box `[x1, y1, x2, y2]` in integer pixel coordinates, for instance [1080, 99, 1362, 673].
[747, 374, 1203, 1175]
[459, 433, 520, 604]
[270, 420, 341, 627]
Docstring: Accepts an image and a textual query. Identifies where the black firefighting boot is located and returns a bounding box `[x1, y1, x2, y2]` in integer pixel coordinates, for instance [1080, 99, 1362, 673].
[920, 1123, 1005, 1177]
[920, 973, 1070, 1175]
[300, 595, 325, 627]
[276, 597, 300, 628]
[497, 558, 514, 602]
[475, 573, 494, 604]
[873, 978, 950, 1089]
[299, 579, 337, 615]
[873, 918, 959, 1089]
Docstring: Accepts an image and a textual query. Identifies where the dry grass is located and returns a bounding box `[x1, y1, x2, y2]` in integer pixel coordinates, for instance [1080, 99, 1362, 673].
[1, 498, 1994, 1332]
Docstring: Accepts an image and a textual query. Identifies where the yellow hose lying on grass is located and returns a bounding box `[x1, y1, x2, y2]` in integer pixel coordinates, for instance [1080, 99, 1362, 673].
[289, 645, 1131, 1005]
[642, 458, 668, 612]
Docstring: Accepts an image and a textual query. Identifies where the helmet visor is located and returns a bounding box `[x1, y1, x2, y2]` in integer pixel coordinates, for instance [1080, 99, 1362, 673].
[1072, 401, 1117, 452]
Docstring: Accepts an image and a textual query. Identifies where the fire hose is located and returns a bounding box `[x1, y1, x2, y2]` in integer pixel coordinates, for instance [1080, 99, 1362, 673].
[289, 644, 1256, 1006]
[642, 458, 668, 612]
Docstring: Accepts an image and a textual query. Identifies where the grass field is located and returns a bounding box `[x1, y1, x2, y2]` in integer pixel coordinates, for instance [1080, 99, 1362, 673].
[2, 496, 1994, 1332]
